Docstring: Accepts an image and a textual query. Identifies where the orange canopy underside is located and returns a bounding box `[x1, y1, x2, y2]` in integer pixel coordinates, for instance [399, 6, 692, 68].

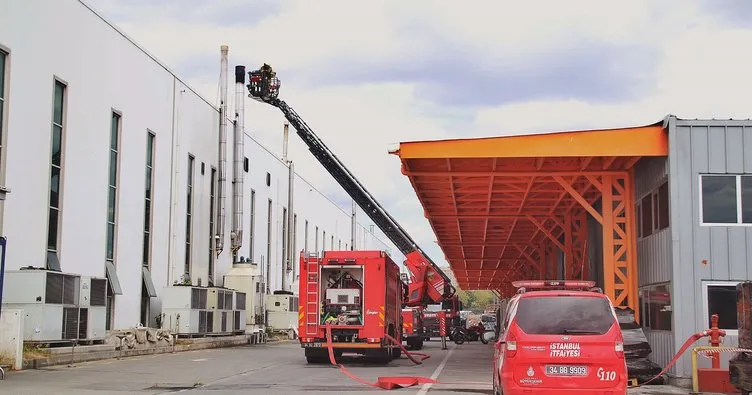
[395, 122, 668, 291]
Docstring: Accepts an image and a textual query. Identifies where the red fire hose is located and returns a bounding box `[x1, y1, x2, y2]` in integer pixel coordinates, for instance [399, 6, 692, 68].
[323, 323, 732, 391]
[631, 327, 727, 388]
[324, 324, 441, 389]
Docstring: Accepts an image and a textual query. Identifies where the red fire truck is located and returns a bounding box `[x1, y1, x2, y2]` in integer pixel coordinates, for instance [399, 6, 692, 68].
[247, 66, 459, 363]
[401, 307, 425, 350]
[298, 251, 404, 363]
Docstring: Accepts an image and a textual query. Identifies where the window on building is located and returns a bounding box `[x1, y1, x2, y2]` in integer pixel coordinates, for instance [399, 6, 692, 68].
[47, 80, 66, 267]
[104, 111, 122, 330]
[143, 131, 155, 268]
[185, 155, 194, 281]
[331, 235, 334, 250]
[208, 166, 216, 285]
[639, 283, 672, 331]
[640, 194, 653, 237]
[636, 181, 669, 238]
[282, 207, 288, 270]
[141, 132, 156, 327]
[322, 230, 326, 253]
[705, 283, 738, 331]
[657, 182, 669, 229]
[249, 189, 256, 262]
[700, 174, 752, 225]
[106, 112, 121, 263]
[0, 49, 7, 175]
[315, 226, 319, 254]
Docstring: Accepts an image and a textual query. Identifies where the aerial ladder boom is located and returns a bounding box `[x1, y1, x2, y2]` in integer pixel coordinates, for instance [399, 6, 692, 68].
[246, 65, 455, 306]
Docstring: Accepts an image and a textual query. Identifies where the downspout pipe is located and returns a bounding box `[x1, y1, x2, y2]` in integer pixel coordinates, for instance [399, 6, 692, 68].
[216, 45, 228, 257]
[231, 65, 245, 261]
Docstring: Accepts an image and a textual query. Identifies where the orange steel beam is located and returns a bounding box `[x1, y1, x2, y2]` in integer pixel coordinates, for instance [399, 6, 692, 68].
[408, 170, 630, 177]
[527, 216, 566, 251]
[500, 177, 536, 273]
[446, 160, 467, 270]
[553, 172, 638, 316]
[564, 214, 574, 279]
[482, 159, 498, 263]
[396, 124, 667, 159]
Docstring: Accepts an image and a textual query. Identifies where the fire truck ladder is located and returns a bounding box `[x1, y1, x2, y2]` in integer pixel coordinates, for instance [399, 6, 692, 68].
[261, 96, 454, 305]
[304, 255, 320, 335]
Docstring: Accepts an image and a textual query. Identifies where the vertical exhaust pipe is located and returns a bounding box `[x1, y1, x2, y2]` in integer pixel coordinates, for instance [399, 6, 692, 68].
[216, 46, 228, 259]
[283, 123, 294, 291]
[282, 122, 289, 163]
[231, 65, 245, 260]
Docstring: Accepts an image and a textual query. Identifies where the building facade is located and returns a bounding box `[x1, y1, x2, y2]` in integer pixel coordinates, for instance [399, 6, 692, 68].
[0, 0, 398, 331]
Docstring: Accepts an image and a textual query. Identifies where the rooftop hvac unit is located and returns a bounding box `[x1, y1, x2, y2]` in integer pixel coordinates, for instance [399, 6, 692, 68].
[162, 286, 214, 335]
[2, 269, 107, 342]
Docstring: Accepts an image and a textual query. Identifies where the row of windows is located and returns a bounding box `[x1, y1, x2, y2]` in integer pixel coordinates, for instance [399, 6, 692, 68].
[637, 181, 669, 239]
[639, 281, 740, 334]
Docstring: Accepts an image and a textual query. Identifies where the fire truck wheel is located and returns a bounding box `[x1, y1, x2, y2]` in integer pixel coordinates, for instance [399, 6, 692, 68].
[304, 349, 328, 364]
[415, 338, 423, 350]
[392, 345, 402, 359]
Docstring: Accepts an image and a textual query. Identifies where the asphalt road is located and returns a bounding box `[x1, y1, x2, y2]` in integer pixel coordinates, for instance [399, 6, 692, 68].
[0, 339, 699, 394]
[0, 340, 492, 395]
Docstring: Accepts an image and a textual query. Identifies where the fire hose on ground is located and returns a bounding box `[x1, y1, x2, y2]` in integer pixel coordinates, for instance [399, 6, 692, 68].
[323, 319, 742, 391]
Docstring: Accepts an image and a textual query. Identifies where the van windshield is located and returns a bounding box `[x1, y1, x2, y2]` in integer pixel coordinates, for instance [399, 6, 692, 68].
[514, 296, 615, 335]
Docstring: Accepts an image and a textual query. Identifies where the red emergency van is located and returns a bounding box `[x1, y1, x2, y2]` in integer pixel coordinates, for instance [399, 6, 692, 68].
[491, 280, 627, 395]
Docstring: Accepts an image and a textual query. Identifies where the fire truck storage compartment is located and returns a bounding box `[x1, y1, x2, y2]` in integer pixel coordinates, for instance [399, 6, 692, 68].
[321, 266, 364, 326]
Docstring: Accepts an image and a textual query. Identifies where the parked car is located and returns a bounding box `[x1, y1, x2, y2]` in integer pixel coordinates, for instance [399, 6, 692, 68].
[489, 280, 627, 395]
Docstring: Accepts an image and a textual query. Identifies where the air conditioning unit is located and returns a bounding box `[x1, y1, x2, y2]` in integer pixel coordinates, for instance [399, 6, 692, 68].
[266, 291, 299, 333]
[209, 288, 235, 334]
[2, 269, 106, 342]
[223, 263, 263, 332]
[161, 286, 213, 335]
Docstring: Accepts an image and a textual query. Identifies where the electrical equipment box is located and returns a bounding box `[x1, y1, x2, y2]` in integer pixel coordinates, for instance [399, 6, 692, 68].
[325, 289, 360, 305]
[162, 285, 213, 335]
[2, 269, 107, 341]
[266, 291, 299, 334]
[224, 263, 264, 333]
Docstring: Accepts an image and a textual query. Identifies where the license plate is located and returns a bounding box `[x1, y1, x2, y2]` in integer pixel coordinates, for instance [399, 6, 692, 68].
[545, 365, 588, 376]
[302, 342, 323, 348]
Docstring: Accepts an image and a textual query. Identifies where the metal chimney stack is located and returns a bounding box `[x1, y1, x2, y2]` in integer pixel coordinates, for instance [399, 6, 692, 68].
[282, 122, 289, 163]
[230, 65, 245, 259]
[216, 45, 228, 258]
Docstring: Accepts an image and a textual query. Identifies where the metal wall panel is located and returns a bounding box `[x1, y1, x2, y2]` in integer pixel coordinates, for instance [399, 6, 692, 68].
[645, 330, 676, 375]
[667, 117, 752, 379]
[634, 157, 672, 286]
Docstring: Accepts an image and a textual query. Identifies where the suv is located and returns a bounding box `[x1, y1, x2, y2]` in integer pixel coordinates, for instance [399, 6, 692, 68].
[492, 281, 627, 395]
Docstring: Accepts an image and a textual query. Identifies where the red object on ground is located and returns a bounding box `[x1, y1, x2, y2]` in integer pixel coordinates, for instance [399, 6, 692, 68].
[697, 368, 741, 393]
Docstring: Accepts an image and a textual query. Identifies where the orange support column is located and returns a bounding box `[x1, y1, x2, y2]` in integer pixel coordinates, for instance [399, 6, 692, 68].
[554, 174, 638, 314]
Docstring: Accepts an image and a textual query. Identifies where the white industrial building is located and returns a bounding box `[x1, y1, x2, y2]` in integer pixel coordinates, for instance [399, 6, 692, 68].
[0, 0, 398, 334]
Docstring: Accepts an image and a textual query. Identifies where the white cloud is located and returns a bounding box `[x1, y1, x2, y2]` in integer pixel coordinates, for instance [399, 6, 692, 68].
[83, 0, 752, 287]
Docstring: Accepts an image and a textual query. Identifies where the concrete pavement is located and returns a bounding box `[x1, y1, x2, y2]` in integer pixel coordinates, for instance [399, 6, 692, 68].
[0, 339, 697, 394]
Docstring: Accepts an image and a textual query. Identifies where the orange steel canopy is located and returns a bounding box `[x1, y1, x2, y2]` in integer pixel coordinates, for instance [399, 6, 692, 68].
[393, 120, 668, 312]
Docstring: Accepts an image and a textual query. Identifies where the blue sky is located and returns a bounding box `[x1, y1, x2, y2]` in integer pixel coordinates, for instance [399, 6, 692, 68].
[84, 0, 752, 276]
